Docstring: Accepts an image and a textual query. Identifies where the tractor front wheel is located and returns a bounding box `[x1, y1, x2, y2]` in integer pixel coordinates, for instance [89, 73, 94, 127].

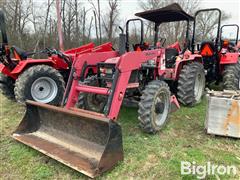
[77, 75, 107, 112]
[14, 65, 65, 105]
[138, 80, 171, 134]
[223, 60, 240, 90]
[177, 62, 205, 106]
[0, 73, 15, 99]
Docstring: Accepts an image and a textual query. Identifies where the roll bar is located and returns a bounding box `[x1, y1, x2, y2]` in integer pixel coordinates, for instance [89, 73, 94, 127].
[126, 19, 144, 52]
[220, 24, 239, 45]
[191, 8, 221, 52]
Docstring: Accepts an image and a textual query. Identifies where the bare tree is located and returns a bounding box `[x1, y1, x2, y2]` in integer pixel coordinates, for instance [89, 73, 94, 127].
[4, 0, 32, 48]
[102, 0, 120, 41]
[43, 0, 54, 48]
[81, 7, 86, 43]
[139, 0, 200, 45]
[195, 11, 230, 42]
[89, 0, 102, 44]
[93, 10, 99, 42]
[74, 0, 79, 42]
[97, 0, 102, 43]
[139, 0, 230, 47]
[88, 16, 93, 39]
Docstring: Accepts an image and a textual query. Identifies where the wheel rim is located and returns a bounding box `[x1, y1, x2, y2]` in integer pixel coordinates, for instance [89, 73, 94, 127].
[153, 91, 170, 127]
[194, 72, 205, 102]
[31, 77, 58, 103]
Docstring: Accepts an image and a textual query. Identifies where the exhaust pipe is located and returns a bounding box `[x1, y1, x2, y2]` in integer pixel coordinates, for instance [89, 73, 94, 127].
[13, 100, 123, 178]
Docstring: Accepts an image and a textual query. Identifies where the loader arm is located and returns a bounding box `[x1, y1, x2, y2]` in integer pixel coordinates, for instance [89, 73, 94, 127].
[65, 51, 118, 108]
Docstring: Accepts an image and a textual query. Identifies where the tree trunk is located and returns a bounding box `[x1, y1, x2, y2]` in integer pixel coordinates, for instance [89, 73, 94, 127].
[97, 0, 102, 44]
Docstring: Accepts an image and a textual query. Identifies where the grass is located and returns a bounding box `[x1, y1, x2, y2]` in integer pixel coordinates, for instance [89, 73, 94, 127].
[0, 94, 240, 179]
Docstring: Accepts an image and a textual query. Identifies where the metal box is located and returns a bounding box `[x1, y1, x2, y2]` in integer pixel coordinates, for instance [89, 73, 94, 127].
[205, 91, 240, 138]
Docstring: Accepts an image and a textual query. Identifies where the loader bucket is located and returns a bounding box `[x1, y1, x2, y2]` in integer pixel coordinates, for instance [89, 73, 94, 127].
[13, 100, 123, 178]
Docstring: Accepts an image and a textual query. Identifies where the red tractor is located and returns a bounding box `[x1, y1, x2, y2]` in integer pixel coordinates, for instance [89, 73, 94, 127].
[13, 3, 206, 178]
[0, 10, 113, 104]
[191, 8, 240, 90]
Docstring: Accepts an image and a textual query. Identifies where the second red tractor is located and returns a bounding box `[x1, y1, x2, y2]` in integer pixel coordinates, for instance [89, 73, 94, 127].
[0, 10, 113, 104]
[191, 8, 240, 90]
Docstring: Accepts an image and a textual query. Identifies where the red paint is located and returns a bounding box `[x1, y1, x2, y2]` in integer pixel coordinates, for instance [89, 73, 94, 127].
[167, 41, 181, 52]
[76, 85, 110, 95]
[64, 43, 94, 54]
[0, 42, 113, 80]
[65, 51, 118, 109]
[219, 53, 239, 64]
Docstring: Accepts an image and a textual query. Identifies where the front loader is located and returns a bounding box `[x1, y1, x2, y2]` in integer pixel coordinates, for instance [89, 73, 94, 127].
[13, 3, 204, 177]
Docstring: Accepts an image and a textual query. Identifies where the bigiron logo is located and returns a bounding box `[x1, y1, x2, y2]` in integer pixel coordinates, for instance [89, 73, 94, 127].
[181, 161, 238, 179]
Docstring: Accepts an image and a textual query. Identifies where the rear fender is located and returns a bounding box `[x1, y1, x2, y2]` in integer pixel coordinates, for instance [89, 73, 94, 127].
[0, 64, 17, 79]
[219, 53, 239, 64]
[174, 54, 203, 80]
[10, 59, 56, 76]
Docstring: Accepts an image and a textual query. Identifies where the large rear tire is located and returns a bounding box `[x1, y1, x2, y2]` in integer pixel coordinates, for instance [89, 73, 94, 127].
[138, 80, 171, 134]
[0, 73, 15, 99]
[14, 65, 65, 105]
[223, 60, 240, 90]
[77, 75, 107, 112]
[177, 62, 205, 106]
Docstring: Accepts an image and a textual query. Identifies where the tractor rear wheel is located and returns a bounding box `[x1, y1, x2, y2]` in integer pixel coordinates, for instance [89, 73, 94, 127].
[223, 60, 240, 90]
[14, 65, 65, 105]
[177, 62, 205, 106]
[138, 80, 171, 134]
[0, 73, 15, 99]
[77, 75, 107, 112]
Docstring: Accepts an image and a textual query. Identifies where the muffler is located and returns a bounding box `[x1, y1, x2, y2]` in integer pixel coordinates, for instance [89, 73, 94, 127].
[13, 100, 123, 178]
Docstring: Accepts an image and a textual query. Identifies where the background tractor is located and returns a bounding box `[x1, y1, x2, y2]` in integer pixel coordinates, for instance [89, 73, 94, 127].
[13, 3, 206, 178]
[0, 10, 113, 105]
[191, 8, 240, 90]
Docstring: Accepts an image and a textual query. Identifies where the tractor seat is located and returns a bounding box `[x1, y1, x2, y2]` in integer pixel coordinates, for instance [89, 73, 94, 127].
[165, 48, 179, 68]
[200, 41, 215, 56]
[11, 46, 28, 60]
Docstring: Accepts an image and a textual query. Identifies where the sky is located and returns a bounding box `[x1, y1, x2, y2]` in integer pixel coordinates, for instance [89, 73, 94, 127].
[81, 0, 239, 37]
[200, 0, 239, 24]
[85, 0, 240, 24]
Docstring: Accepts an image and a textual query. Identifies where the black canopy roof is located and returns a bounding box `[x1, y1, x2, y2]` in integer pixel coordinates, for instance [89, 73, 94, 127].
[135, 3, 194, 23]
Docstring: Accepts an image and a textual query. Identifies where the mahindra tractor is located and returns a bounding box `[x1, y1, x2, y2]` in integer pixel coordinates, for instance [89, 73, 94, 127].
[191, 8, 240, 90]
[13, 3, 206, 178]
[0, 10, 113, 104]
